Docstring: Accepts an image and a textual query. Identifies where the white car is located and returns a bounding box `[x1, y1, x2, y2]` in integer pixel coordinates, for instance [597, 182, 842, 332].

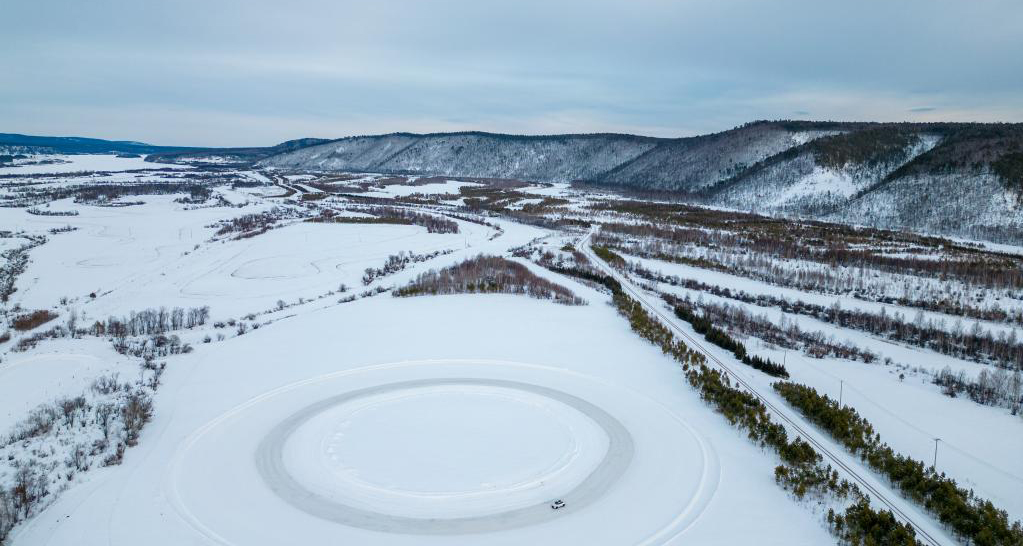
[551, 499, 566, 510]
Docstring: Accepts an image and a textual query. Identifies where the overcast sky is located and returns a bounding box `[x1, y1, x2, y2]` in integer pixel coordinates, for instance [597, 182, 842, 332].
[2, 0, 1021, 146]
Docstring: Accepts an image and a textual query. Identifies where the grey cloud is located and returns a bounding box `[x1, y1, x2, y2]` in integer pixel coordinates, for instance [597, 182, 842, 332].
[1, 0, 1021, 146]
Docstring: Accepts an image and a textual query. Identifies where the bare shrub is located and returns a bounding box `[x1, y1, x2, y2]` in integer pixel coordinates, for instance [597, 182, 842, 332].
[11, 310, 58, 331]
[121, 391, 153, 447]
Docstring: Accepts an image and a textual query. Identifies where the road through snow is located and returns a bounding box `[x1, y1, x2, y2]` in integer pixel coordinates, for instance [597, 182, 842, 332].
[582, 228, 953, 546]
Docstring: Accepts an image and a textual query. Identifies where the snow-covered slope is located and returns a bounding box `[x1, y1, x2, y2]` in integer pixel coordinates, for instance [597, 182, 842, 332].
[594, 123, 841, 191]
[257, 132, 663, 182]
[833, 172, 1023, 244]
[709, 132, 941, 216]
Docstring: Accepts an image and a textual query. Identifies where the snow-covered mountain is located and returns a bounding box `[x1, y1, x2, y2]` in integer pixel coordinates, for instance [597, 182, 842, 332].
[257, 132, 663, 182]
[257, 122, 1023, 243]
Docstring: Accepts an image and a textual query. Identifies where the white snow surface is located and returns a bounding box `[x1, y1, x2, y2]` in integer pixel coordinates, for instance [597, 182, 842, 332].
[0, 154, 190, 174]
[2, 155, 1020, 545]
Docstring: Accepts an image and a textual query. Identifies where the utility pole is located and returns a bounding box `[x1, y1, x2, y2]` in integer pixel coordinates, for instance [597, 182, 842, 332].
[839, 380, 844, 406]
[933, 438, 940, 468]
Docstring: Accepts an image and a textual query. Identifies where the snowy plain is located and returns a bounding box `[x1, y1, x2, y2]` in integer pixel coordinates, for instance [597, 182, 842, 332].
[0, 154, 1019, 546]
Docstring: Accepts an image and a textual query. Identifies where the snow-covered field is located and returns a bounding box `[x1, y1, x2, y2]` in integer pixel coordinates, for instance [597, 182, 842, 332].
[0, 154, 1020, 545]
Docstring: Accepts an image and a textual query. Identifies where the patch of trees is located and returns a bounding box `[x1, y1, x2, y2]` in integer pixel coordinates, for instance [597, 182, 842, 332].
[606, 234, 1017, 326]
[809, 127, 918, 169]
[0, 372, 159, 544]
[672, 301, 789, 378]
[774, 382, 1023, 545]
[11, 310, 59, 331]
[993, 150, 1023, 193]
[633, 265, 1023, 368]
[361, 249, 453, 285]
[598, 218, 1023, 291]
[520, 197, 571, 214]
[828, 499, 919, 546]
[173, 186, 213, 204]
[112, 334, 193, 359]
[666, 293, 877, 363]
[26, 208, 78, 216]
[934, 366, 1023, 414]
[89, 306, 210, 338]
[888, 124, 1023, 184]
[312, 207, 459, 234]
[70, 182, 217, 205]
[394, 255, 585, 305]
[542, 261, 622, 294]
[591, 245, 625, 268]
[212, 207, 304, 239]
[0, 236, 45, 302]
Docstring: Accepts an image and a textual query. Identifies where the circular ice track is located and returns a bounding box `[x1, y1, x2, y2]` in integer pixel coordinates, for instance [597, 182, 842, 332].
[257, 379, 632, 533]
[168, 361, 719, 545]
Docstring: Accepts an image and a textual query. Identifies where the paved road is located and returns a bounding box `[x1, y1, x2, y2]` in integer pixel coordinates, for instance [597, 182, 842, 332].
[255, 377, 634, 534]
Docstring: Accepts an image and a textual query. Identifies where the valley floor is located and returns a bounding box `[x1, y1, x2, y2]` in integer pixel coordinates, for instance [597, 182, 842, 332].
[0, 154, 1019, 545]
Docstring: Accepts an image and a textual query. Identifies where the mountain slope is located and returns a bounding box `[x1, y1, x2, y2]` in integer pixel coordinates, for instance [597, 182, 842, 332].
[707, 127, 942, 216]
[593, 122, 844, 191]
[144, 138, 331, 165]
[257, 132, 664, 182]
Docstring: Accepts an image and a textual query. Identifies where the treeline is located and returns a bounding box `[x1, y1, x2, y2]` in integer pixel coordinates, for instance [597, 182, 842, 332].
[71, 182, 217, 205]
[671, 301, 789, 378]
[774, 382, 1023, 545]
[632, 264, 1023, 368]
[605, 234, 1016, 327]
[666, 293, 877, 363]
[595, 202, 1023, 290]
[89, 306, 210, 338]
[394, 255, 585, 305]
[542, 262, 622, 294]
[591, 253, 921, 545]
[26, 208, 78, 216]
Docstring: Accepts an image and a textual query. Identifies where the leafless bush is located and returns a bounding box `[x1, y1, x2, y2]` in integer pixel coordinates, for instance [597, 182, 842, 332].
[11, 310, 58, 331]
[90, 375, 121, 395]
[121, 391, 153, 447]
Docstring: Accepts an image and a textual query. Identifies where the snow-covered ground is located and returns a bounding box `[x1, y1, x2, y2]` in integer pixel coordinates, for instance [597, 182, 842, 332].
[362, 179, 479, 198]
[1, 154, 1020, 545]
[0, 154, 189, 175]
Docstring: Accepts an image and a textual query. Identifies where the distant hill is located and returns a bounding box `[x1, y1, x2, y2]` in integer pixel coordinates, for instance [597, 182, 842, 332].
[0, 133, 331, 167]
[144, 137, 330, 166]
[0, 133, 196, 155]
